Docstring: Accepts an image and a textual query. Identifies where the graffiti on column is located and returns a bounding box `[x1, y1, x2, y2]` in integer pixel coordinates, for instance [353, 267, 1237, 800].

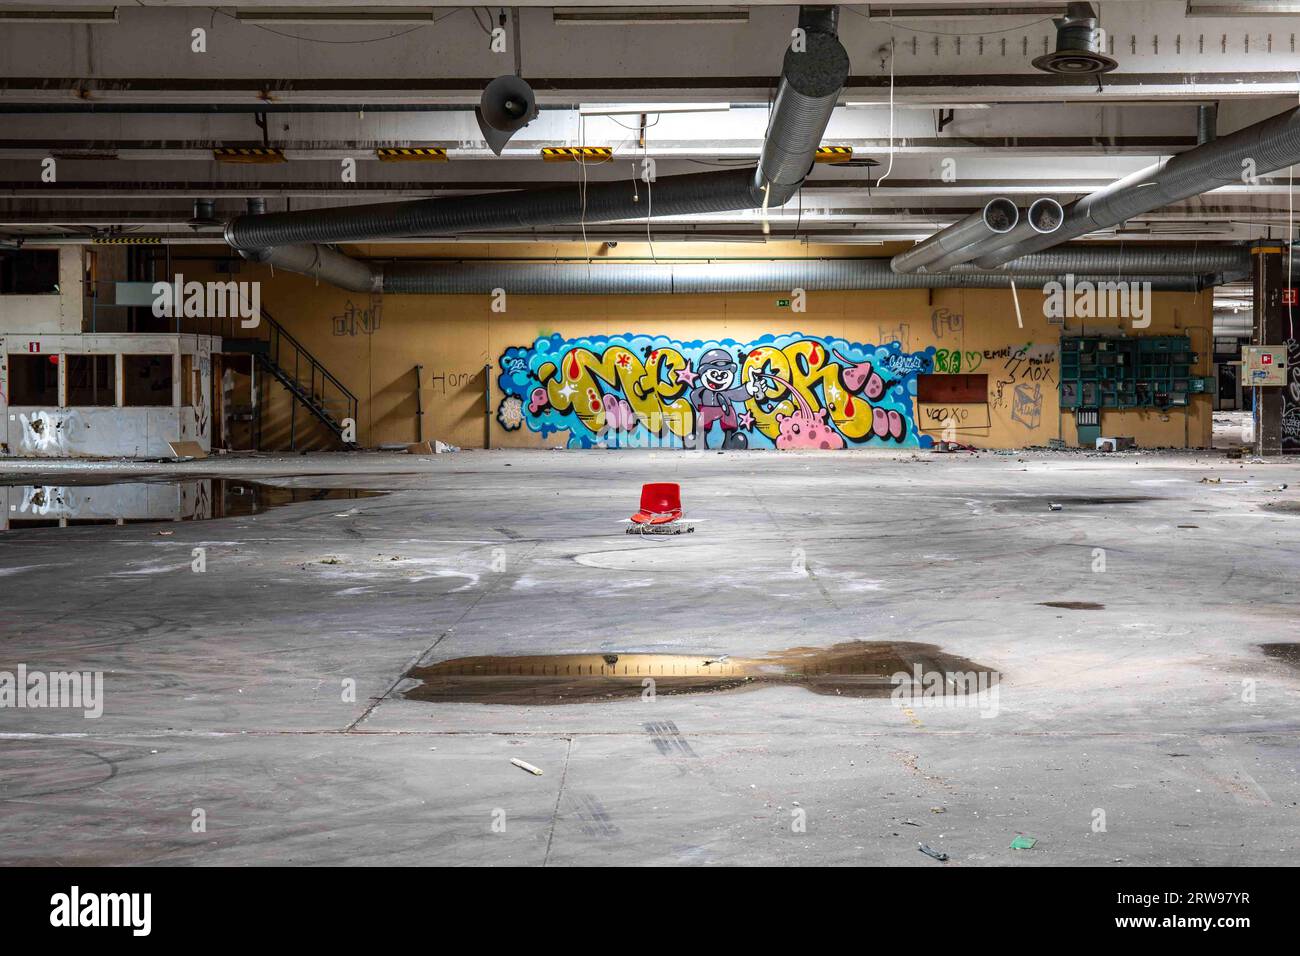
[496, 332, 935, 449]
[1283, 338, 1300, 452]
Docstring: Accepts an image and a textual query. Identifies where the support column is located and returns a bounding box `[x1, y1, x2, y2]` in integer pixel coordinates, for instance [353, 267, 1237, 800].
[1251, 242, 1297, 455]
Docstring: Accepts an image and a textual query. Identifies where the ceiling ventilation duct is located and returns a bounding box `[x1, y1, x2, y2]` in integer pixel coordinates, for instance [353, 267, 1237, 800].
[224, 7, 848, 257]
[240, 247, 1228, 297]
[1032, 2, 1117, 76]
[378, 259, 1206, 295]
[923, 198, 1064, 274]
[889, 198, 1018, 274]
[978, 105, 1300, 268]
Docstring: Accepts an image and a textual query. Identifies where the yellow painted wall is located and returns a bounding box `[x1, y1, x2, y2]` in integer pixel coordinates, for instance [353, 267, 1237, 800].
[192, 243, 1214, 451]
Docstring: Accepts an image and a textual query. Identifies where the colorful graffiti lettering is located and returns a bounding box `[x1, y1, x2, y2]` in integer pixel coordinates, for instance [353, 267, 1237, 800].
[497, 332, 934, 450]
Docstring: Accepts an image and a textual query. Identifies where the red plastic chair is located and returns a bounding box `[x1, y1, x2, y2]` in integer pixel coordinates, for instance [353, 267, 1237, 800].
[630, 482, 682, 525]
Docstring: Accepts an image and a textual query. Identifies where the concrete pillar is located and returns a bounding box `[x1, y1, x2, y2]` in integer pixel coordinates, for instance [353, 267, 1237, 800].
[1251, 242, 1299, 455]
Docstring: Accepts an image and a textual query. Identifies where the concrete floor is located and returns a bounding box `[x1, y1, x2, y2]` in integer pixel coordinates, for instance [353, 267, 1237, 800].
[1, 447, 1298, 866]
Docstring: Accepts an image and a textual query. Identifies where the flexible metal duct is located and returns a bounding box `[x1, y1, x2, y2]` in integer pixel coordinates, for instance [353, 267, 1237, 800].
[978, 105, 1300, 267]
[227, 170, 760, 250]
[247, 243, 383, 294]
[946, 197, 1064, 273]
[378, 258, 1206, 294]
[246, 242, 1238, 295]
[225, 8, 849, 255]
[956, 243, 1251, 279]
[756, 23, 851, 206]
[889, 198, 1018, 274]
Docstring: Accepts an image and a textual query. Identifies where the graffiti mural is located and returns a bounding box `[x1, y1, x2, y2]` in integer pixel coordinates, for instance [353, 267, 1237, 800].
[497, 332, 935, 449]
[1282, 338, 1300, 453]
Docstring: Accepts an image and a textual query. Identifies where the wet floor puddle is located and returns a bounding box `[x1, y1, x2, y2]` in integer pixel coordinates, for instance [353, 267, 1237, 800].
[402, 641, 998, 705]
[1260, 643, 1300, 669]
[1039, 601, 1106, 610]
[995, 495, 1161, 513]
[0, 478, 381, 532]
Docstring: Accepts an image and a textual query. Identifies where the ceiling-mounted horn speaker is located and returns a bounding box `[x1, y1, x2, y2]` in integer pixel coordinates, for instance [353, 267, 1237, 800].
[476, 75, 539, 155]
[1032, 2, 1118, 76]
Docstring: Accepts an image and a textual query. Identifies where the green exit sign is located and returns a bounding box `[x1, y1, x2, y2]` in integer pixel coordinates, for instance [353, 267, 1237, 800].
[776, 298, 791, 308]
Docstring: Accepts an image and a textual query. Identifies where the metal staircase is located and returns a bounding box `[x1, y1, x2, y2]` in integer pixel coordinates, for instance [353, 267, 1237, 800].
[223, 308, 359, 450]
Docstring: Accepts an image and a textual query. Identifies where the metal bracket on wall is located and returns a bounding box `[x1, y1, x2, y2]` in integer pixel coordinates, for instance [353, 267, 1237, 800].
[414, 363, 424, 443]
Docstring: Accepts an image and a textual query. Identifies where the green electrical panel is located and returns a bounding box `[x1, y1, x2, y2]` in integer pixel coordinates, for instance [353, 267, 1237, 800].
[1059, 335, 1212, 411]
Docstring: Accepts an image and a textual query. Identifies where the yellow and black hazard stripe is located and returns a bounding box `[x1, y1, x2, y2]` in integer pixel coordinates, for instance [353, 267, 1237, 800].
[814, 146, 854, 163]
[93, 236, 162, 245]
[213, 147, 287, 164]
[541, 146, 613, 162]
[376, 147, 448, 162]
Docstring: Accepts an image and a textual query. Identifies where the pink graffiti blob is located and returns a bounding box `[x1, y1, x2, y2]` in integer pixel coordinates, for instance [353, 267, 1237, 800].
[764, 371, 846, 451]
[528, 387, 549, 414]
[601, 394, 638, 431]
[833, 348, 886, 400]
[871, 406, 906, 442]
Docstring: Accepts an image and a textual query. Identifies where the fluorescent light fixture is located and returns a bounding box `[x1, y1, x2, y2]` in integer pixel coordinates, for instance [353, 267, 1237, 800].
[235, 7, 446, 25]
[0, 8, 119, 23]
[579, 103, 732, 117]
[1186, 1, 1300, 14]
[845, 102, 993, 109]
[864, 4, 1065, 17]
[554, 7, 749, 26]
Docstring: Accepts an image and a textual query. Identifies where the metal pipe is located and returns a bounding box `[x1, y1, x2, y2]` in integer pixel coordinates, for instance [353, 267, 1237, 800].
[925, 198, 1063, 273]
[980, 105, 1300, 268]
[889, 197, 1018, 274]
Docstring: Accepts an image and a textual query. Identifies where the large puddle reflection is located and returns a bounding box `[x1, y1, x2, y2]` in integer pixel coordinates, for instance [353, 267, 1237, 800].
[403, 641, 999, 705]
[0, 478, 379, 531]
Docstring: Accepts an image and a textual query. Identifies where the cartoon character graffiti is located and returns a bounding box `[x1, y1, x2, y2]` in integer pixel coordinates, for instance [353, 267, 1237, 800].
[688, 348, 765, 449]
[497, 332, 934, 450]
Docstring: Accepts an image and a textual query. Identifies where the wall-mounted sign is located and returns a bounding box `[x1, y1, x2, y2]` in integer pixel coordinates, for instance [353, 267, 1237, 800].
[1283, 288, 1298, 306]
[1243, 345, 1288, 386]
[776, 298, 791, 308]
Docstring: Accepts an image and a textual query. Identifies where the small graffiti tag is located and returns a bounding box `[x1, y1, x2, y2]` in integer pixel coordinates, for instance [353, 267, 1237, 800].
[331, 298, 382, 336]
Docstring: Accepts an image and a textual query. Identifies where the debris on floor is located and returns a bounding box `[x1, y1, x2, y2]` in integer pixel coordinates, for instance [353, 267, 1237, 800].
[1049, 502, 1063, 511]
[1010, 835, 1038, 850]
[167, 440, 208, 460]
[510, 758, 544, 776]
[1095, 436, 1136, 452]
[407, 439, 458, 454]
[918, 843, 949, 862]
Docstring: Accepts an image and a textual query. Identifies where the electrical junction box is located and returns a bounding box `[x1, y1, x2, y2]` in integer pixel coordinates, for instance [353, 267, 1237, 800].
[1242, 346, 1288, 387]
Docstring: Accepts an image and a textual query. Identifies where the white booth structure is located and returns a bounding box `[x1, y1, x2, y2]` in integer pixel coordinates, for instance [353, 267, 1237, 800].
[1, 332, 216, 458]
